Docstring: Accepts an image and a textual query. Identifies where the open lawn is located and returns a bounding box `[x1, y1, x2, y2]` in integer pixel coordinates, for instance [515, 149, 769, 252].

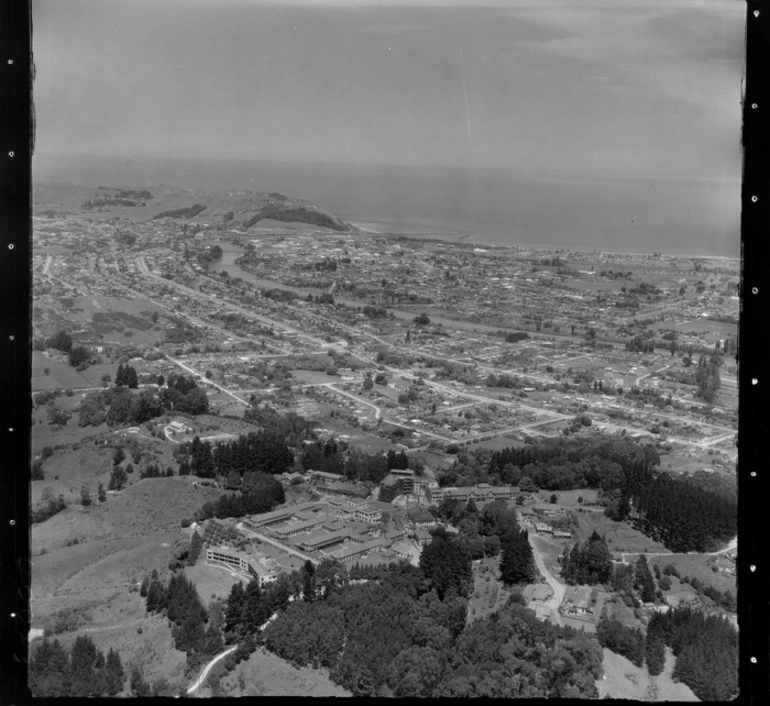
[213, 647, 351, 698]
[648, 554, 736, 596]
[32, 352, 94, 391]
[185, 562, 246, 604]
[533, 488, 599, 507]
[574, 514, 669, 556]
[597, 647, 697, 701]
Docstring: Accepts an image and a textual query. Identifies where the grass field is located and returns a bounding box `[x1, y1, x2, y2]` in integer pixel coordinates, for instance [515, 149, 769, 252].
[597, 647, 697, 701]
[32, 477, 222, 553]
[32, 352, 95, 391]
[185, 562, 246, 603]
[31, 433, 183, 505]
[211, 647, 351, 698]
[533, 488, 600, 507]
[574, 514, 669, 556]
[31, 476, 226, 692]
[648, 554, 736, 595]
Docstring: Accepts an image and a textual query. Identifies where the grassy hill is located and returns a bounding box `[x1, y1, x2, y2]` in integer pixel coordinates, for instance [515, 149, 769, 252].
[34, 182, 353, 232]
[32, 476, 221, 552]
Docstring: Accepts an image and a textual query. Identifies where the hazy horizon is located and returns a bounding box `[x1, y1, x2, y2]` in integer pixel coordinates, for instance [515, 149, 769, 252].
[33, 0, 744, 257]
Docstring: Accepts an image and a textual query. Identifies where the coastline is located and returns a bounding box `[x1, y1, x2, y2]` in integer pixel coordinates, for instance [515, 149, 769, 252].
[348, 222, 739, 262]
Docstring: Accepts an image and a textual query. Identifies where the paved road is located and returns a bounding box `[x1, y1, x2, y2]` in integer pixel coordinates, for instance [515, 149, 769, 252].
[163, 353, 253, 408]
[617, 536, 737, 562]
[187, 646, 238, 695]
[528, 532, 566, 626]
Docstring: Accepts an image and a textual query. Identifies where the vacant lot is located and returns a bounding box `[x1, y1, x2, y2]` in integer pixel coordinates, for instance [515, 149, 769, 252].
[597, 647, 697, 701]
[212, 647, 350, 698]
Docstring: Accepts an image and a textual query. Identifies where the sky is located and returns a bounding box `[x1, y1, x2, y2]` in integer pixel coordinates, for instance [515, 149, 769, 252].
[32, 0, 745, 180]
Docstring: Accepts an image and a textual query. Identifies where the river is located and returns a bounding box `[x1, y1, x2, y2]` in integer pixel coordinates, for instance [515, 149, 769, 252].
[209, 244, 528, 337]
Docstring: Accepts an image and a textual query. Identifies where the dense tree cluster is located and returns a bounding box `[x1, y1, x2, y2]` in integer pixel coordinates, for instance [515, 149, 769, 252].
[242, 404, 315, 446]
[629, 474, 737, 552]
[695, 353, 722, 403]
[181, 431, 294, 481]
[559, 531, 613, 586]
[419, 527, 473, 599]
[115, 363, 139, 388]
[192, 478, 285, 522]
[78, 373, 208, 427]
[140, 570, 223, 658]
[159, 374, 209, 415]
[649, 607, 737, 701]
[29, 635, 125, 697]
[484, 435, 733, 553]
[499, 528, 537, 586]
[595, 613, 645, 667]
[45, 329, 73, 353]
[262, 571, 602, 698]
[221, 550, 606, 699]
[68, 345, 91, 369]
[488, 435, 658, 492]
[299, 438, 412, 484]
[431, 498, 518, 561]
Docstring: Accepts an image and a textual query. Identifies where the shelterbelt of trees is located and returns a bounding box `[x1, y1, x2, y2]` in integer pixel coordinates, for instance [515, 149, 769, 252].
[446, 435, 737, 553]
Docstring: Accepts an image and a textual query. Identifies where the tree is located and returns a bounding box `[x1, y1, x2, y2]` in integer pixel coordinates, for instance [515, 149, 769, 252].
[68, 345, 91, 368]
[519, 476, 536, 493]
[499, 529, 536, 585]
[413, 313, 430, 326]
[32, 459, 45, 481]
[80, 485, 92, 507]
[105, 647, 125, 696]
[112, 446, 125, 465]
[47, 329, 73, 353]
[634, 555, 656, 603]
[129, 663, 151, 697]
[187, 531, 203, 566]
[97, 483, 106, 502]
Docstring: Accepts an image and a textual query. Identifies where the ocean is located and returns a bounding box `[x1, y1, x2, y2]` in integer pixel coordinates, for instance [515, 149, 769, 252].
[33, 154, 740, 258]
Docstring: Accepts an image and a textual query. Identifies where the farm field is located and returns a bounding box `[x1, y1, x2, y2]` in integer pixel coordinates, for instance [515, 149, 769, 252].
[597, 647, 697, 701]
[211, 646, 351, 698]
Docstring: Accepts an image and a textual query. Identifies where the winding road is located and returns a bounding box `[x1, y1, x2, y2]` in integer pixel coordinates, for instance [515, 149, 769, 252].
[528, 532, 566, 626]
[187, 646, 238, 695]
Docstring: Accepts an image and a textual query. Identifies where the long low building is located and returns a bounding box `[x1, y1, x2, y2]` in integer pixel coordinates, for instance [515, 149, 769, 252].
[206, 545, 277, 587]
[329, 537, 386, 564]
[428, 483, 515, 504]
[297, 528, 351, 552]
